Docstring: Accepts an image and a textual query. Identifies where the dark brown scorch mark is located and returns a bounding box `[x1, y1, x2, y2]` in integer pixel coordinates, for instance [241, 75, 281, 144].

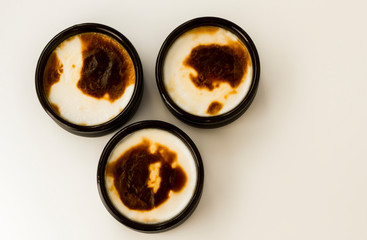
[184, 42, 250, 91]
[43, 52, 63, 97]
[78, 33, 135, 102]
[106, 139, 187, 211]
[206, 101, 223, 115]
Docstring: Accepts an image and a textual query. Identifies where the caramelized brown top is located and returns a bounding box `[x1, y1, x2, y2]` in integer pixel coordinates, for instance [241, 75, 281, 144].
[184, 41, 250, 91]
[50, 103, 60, 116]
[189, 26, 220, 35]
[43, 52, 63, 97]
[43, 32, 135, 104]
[78, 33, 135, 102]
[106, 139, 187, 211]
[207, 101, 223, 115]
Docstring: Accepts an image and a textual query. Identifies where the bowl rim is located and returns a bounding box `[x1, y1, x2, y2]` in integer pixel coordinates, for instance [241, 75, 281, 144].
[97, 120, 204, 232]
[35, 23, 144, 137]
[155, 16, 260, 128]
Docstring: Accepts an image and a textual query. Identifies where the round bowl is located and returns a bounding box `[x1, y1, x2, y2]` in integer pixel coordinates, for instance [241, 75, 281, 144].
[156, 17, 260, 128]
[97, 120, 204, 232]
[35, 23, 143, 137]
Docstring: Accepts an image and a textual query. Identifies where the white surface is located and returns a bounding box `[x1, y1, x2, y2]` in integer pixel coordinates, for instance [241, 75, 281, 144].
[1, 0, 367, 239]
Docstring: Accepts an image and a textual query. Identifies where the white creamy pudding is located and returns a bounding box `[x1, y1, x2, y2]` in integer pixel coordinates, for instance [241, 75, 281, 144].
[163, 26, 253, 116]
[43, 32, 135, 126]
[104, 128, 198, 224]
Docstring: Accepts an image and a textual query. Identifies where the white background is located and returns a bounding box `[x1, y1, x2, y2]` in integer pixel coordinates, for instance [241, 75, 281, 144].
[1, 0, 367, 239]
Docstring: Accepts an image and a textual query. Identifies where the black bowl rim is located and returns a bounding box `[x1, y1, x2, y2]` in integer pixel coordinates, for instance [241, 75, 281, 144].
[97, 120, 204, 233]
[155, 16, 260, 128]
[35, 23, 144, 137]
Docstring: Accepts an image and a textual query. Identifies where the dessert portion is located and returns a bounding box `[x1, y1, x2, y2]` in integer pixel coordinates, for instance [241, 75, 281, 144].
[163, 26, 253, 116]
[43, 32, 135, 126]
[104, 128, 198, 224]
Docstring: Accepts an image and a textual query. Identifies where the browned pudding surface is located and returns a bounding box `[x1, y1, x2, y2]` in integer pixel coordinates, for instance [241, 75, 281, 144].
[184, 41, 250, 91]
[78, 33, 135, 102]
[189, 26, 220, 35]
[207, 101, 223, 115]
[42, 32, 135, 104]
[106, 139, 187, 211]
[50, 103, 60, 116]
[43, 52, 63, 97]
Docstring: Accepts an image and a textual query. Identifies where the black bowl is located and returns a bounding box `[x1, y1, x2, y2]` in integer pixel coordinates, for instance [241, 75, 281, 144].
[35, 23, 143, 137]
[156, 17, 260, 128]
[97, 120, 204, 232]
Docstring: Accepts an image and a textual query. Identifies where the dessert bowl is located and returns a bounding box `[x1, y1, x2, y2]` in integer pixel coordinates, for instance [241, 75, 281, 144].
[35, 23, 143, 136]
[97, 120, 204, 232]
[156, 17, 260, 128]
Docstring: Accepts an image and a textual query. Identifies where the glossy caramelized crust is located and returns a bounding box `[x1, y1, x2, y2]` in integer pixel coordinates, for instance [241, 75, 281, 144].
[106, 139, 187, 210]
[77, 33, 135, 102]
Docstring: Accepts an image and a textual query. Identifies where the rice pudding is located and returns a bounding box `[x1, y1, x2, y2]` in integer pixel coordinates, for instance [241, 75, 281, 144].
[104, 128, 198, 224]
[43, 32, 135, 126]
[163, 26, 253, 116]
